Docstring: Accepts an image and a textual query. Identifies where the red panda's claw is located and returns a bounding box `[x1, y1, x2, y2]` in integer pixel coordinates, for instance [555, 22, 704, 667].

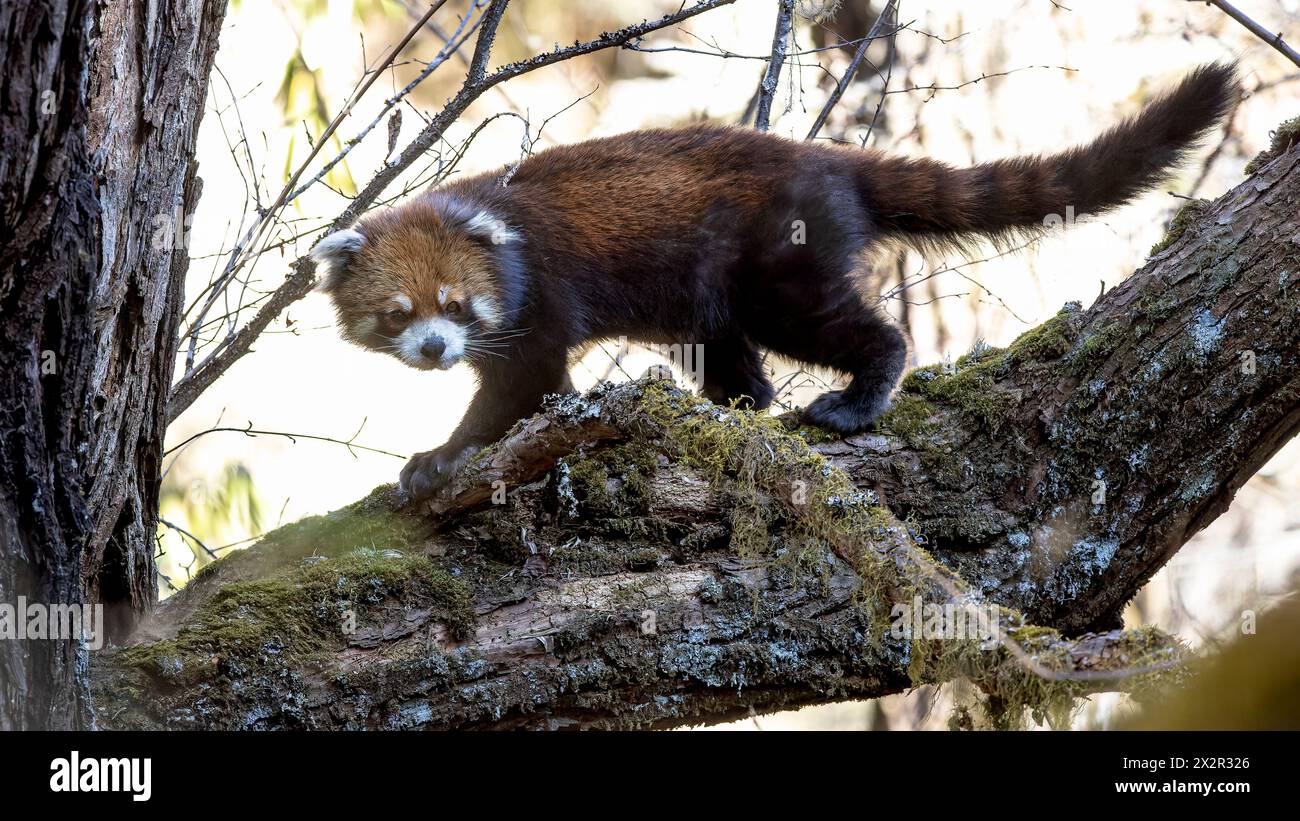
[400, 446, 463, 502]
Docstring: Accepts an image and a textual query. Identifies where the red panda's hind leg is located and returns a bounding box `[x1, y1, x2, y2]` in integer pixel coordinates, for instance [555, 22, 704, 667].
[750, 294, 908, 435]
[799, 309, 908, 434]
[698, 336, 774, 411]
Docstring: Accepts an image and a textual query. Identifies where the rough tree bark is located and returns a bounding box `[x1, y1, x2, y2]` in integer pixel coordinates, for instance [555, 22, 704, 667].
[0, 0, 225, 729]
[91, 130, 1300, 730]
[1, 0, 102, 732]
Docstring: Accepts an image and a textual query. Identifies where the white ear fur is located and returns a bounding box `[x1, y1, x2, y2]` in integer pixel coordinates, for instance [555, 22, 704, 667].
[310, 229, 366, 292]
[464, 210, 521, 245]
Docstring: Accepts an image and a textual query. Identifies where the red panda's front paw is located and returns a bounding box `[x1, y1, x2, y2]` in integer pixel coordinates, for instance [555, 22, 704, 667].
[400, 445, 474, 502]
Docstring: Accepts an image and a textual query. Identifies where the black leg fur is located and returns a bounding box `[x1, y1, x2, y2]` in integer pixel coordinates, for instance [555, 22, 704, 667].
[748, 283, 908, 434]
[700, 337, 774, 410]
[402, 346, 571, 501]
[799, 309, 908, 434]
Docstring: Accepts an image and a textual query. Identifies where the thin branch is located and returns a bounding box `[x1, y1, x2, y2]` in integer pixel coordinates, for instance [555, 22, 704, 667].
[806, 0, 899, 141]
[884, 65, 1075, 100]
[754, 0, 795, 131]
[157, 517, 219, 561]
[178, 1, 452, 384]
[285, 0, 486, 203]
[163, 420, 407, 460]
[626, 20, 963, 60]
[1195, 0, 1300, 69]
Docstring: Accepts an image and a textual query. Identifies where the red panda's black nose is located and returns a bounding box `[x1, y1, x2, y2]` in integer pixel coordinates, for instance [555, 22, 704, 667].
[420, 337, 446, 360]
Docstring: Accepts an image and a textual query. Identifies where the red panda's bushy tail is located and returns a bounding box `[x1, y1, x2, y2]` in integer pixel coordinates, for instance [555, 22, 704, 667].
[855, 63, 1240, 254]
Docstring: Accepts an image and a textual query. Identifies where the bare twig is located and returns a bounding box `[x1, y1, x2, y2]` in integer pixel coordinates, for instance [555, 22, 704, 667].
[163, 420, 407, 460]
[755, 0, 796, 131]
[179, 1, 452, 383]
[627, 23, 938, 61]
[158, 517, 219, 561]
[884, 65, 1075, 100]
[806, 0, 899, 140]
[1194, 0, 1300, 69]
[286, 0, 486, 203]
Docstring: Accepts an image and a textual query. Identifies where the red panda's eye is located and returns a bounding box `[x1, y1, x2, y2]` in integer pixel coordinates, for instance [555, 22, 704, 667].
[445, 300, 462, 315]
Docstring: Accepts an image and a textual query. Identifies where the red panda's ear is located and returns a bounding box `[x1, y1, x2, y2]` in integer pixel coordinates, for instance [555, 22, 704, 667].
[462, 210, 522, 246]
[433, 196, 521, 246]
[310, 229, 366, 292]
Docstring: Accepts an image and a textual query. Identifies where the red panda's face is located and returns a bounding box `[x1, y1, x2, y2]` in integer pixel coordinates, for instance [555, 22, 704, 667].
[311, 198, 519, 371]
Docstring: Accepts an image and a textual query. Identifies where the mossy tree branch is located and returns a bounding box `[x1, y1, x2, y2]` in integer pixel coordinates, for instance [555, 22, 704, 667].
[94, 137, 1300, 730]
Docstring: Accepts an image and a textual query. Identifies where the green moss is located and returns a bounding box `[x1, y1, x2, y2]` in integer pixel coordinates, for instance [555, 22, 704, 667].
[563, 457, 610, 510]
[191, 485, 429, 585]
[918, 446, 967, 488]
[900, 358, 1015, 431]
[551, 541, 622, 575]
[623, 546, 662, 570]
[620, 341, 1177, 727]
[1066, 321, 1126, 374]
[119, 549, 473, 686]
[909, 620, 1186, 729]
[558, 441, 659, 518]
[1136, 293, 1179, 322]
[875, 394, 937, 445]
[550, 540, 664, 575]
[1004, 310, 1076, 365]
[636, 380, 897, 615]
[1244, 115, 1300, 175]
[1149, 199, 1209, 257]
[578, 379, 1191, 725]
[894, 307, 1088, 432]
[918, 500, 1006, 543]
[787, 421, 840, 445]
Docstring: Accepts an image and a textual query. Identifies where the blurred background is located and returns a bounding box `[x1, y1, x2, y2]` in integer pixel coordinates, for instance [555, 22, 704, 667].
[162, 0, 1300, 729]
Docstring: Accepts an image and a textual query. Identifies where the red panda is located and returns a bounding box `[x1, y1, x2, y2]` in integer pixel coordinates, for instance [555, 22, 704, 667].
[313, 64, 1238, 502]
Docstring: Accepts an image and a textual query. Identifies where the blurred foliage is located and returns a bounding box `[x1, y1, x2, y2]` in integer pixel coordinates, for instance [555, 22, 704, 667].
[157, 463, 264, 588]
[276, 47, 357, 198]
[1125, 592, 1300, 729]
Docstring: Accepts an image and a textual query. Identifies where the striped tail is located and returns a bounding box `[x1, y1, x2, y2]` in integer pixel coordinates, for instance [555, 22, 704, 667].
[855, 63, 1239, 254]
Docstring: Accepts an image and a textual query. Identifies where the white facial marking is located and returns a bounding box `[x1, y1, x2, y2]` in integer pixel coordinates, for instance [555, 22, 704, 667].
[395, 316, 466, 370]
[353, 316, 377, 338]
[465, 210, 521, 245]
[470, 294, 503, 328]
[437, 286, 449, 306]
[390, 294, 413, 312]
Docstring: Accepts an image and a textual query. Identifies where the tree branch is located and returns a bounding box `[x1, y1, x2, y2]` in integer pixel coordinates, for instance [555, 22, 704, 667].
[754, 0, 795, 131]
[96, 133, 1300, 729]
[1197, 0, 1300, 69]
[806, 0, 898, 141]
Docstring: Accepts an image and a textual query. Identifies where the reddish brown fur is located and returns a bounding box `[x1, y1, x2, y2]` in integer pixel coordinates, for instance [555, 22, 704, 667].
[330, 199, 503, 343]
[315, 63, 1239, 502]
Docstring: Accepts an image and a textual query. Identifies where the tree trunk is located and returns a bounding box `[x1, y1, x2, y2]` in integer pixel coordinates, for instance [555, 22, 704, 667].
[0, 0, 101, 732]
[92, 135, 1300, 730]
[0, 0, 225, 730]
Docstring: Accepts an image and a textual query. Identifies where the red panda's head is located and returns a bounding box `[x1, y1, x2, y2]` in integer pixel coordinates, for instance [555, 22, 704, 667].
[311, 196, 521, 371]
